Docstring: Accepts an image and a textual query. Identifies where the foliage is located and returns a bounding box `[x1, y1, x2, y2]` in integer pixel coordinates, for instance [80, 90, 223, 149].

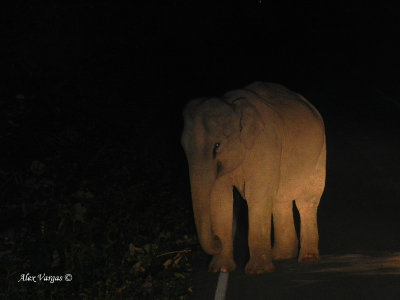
[0, 92, 199, 299]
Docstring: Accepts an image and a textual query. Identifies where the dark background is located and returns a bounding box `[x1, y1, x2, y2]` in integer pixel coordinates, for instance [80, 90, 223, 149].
[1, 2, 400, 299]
[2, 1, 399, 174]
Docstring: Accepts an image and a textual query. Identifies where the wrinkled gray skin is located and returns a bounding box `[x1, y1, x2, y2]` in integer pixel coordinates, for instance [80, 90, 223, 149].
[181, 82, 326, 275]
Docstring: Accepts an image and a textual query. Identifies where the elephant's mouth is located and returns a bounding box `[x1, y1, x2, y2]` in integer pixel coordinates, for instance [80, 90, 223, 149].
[216, 161, 223, 177]
[232, 182, 246, 201]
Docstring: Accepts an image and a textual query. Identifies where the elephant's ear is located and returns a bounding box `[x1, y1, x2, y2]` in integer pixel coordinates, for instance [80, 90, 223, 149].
[233, 98, 265, 149]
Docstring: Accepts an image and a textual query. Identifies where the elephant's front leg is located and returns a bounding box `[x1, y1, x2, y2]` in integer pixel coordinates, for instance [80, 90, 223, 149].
[209, 177, 236, 272]
[246, 194, 275, 274]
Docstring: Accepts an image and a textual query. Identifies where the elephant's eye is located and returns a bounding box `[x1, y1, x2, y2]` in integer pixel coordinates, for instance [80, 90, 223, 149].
[213, 142, 221, 158]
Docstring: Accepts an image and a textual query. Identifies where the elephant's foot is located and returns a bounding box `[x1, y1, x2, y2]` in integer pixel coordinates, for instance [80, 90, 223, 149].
[272, 245, 298, 261]
[245, 255, 275, 275]
[209, 255, 236, 273]
[298, 251, 320, 265]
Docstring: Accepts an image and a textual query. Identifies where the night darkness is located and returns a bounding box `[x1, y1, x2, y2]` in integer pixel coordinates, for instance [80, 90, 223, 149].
[1, 2, 400, 299]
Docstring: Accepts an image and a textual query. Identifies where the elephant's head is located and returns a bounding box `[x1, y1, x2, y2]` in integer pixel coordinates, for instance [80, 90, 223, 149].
[181, 95, 264, 255]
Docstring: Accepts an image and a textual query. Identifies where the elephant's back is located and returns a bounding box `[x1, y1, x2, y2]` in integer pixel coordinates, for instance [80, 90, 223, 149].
[245, 82, 326, 200]
[245, 82, 322, 119]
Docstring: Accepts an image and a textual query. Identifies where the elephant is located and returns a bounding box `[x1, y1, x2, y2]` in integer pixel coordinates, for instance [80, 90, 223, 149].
[181, 82, 326, 275]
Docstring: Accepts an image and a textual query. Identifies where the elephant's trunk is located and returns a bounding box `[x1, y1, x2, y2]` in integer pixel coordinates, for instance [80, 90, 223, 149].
[189, 166, 221, 255]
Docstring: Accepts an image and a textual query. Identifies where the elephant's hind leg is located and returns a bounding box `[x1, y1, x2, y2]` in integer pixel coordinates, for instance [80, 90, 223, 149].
[296, 195, 320, 264]
[272, 201, 298, 260]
